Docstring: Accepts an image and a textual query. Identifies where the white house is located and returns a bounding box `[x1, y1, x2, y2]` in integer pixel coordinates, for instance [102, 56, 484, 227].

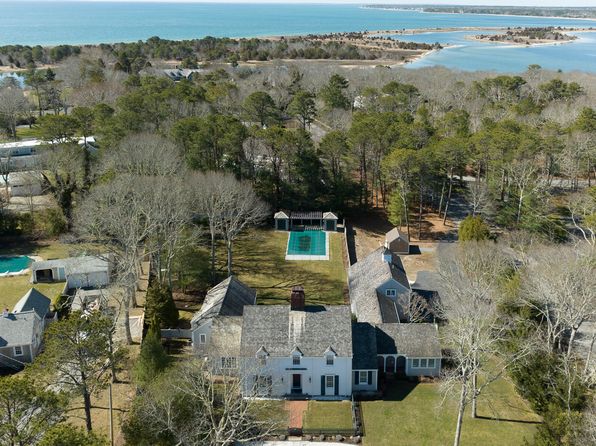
[0, 137, 97, 169]
[31, 255, 110, 289]
[348, 247, 411, 324]
[0, 171, 44, 197]
[238, 287, 353, 398]
[191, 276, 256, 354]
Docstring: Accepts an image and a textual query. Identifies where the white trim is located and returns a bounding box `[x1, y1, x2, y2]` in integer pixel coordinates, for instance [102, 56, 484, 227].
[13, 345, 23, 356]
[199, 333, 207, 344]
[385, 288, 397, 297]
[285, 231, 330, 261]
[411, 357, 439, 369]
[358, 371, 368, 384]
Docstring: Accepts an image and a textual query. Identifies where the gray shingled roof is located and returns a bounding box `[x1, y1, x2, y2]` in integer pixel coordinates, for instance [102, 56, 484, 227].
[352, 323, 378, 369]
[376, 323, 441, 357]
[0, 312, 36, 347]
[386, 227, 409, 244]
[191, 276, 256, 328]
[240, 305, 352, 358]
[348, 247, 410, 324]
[31, 255, 108, 276]
[13, 288, 51, 319]
[207, 316, 243, 358]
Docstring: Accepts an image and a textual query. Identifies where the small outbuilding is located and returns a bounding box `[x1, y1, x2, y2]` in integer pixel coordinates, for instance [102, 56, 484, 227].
[274, 210, 338, 232]
[385, 227, 410, 255]
[31, 255, 110, 289]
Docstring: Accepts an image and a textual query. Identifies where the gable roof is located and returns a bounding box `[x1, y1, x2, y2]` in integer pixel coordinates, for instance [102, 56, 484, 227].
[323, 212, 338, 220]
[386, 227, 409, 244]
[348, 247, 410, 324]
[352, 322, 378, 370]
[240, 305, 352, 358]
[0, 312, 37, 347]
[13, 288, 51, 319]
[31, 255, 109, 276]
[207, 316, 244, 358]
[376, 323, 441, 358]
[191, 276, 256, 328]
[274, 211, 289, 219]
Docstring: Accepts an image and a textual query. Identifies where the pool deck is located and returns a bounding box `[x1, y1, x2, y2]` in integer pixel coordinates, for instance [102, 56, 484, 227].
[0, 254, 41, 277]
[285, 231, 330, 261]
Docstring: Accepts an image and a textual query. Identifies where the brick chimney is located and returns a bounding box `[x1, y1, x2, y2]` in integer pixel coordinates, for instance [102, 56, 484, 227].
[290, 286, 305, 311]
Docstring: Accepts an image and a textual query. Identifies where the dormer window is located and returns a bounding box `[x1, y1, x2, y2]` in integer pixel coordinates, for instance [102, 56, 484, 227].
[256, 346, 269, 366]
[386, 289, 397, 297]
[293, 355, 301, 365]
[324, 347, 336, 366]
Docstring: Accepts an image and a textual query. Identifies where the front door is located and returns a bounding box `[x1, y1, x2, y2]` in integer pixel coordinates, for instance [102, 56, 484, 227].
[325, 375, 335, 396]
[291, 374, 302, 394]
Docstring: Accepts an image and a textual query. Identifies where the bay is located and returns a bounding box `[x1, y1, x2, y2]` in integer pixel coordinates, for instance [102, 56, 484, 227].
[0, 2, 595, 73]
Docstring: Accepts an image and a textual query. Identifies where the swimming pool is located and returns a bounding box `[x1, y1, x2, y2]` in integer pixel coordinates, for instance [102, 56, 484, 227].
[286, 231, 329, 260]
[0, 256, 32, 274]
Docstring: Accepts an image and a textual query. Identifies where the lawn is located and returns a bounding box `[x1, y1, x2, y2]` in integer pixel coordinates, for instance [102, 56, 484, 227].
[361, 376, 541, 446]
[0, 238, 92, 309]
[170, 228, 347, 306]
[232, 229, 348, 306]
[303, 401, 353, 431]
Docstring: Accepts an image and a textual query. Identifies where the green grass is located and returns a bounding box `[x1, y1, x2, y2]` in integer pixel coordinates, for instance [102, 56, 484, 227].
[16, 126, 42, 139]
[170, 229, 347, 305]
[0, 238, 94, 309]
[303, 401, 353, 431]
[0, 275, 65, 310]
[361, 377, 541, 446]
[232, 229, 347, 305]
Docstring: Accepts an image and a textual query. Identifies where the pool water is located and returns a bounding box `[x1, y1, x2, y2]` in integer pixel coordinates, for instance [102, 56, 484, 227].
[287, 231, 327, 256]
[0, 256, 32, 273]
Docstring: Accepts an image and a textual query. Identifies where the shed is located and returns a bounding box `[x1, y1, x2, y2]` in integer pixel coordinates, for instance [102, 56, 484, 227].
[273, 210, 338, 231]
[385, 228, 410, 255]
[31, 255, 110, 289]
[274, 211, 290, 231]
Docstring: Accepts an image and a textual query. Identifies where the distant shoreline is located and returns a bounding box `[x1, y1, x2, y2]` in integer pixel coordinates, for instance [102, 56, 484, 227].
[362, 6, 596, 23]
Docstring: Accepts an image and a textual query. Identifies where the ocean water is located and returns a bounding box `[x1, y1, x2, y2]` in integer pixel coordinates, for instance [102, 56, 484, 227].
[0, 2, 595, 73]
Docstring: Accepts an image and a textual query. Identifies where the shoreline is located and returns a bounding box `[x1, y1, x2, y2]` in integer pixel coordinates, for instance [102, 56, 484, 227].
[361, 6, 596, 23]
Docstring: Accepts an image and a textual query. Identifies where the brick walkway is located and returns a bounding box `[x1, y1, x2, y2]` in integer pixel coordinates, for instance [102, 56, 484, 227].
[285, 400, 308, 429]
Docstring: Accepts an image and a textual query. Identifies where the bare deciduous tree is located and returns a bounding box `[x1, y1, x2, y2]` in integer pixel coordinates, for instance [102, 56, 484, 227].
[0, 86, 29, 139]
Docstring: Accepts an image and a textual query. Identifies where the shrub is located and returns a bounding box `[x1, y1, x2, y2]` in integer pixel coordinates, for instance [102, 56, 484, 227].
[34, 208, 67, 237]
[458, 215, 490, 241]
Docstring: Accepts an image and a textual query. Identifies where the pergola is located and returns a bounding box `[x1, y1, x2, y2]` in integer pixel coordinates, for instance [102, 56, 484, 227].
[274, 211, 338, 231]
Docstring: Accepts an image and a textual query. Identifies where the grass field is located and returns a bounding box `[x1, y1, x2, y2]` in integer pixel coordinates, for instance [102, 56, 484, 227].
[232, 229, 348, 305]
[303, 401, 353, 431]
[0, 239, 91, 309]
[361, 377, 541, 446]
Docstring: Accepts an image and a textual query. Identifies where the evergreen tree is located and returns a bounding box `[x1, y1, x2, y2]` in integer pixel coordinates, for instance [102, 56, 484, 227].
[145, 282, 179, 328]
[133, 323, 170, 386]
[40, 424, 108, 446]
[459, 215, 490, 241]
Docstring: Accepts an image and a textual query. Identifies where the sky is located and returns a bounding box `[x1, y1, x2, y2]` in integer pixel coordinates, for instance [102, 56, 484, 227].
[10, 0, 596, 5]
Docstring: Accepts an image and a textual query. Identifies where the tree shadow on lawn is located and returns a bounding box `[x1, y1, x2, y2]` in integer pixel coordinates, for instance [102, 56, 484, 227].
[381, 379, 418, 402]
[475, 415, 541, 425]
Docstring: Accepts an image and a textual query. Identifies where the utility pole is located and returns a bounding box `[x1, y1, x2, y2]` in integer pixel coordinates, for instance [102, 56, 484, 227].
[108, 382, 114, 446]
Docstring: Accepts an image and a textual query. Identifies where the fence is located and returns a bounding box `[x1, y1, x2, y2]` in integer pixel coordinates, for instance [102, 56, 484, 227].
[160, 328, 192, 339]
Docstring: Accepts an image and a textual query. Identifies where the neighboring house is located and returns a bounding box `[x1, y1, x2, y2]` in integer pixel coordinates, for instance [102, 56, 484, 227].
[191, 276, 256, 354]
[348, 247, 411, 324]
[163, 68, 205, 81]
[0, 137, 97, 168]
[385, 227, 410, 255]
[0, 288, 53, 369]
[31, 255, 110, 289]
[71, 288, 106, 314]
[0, 171, 44, 197]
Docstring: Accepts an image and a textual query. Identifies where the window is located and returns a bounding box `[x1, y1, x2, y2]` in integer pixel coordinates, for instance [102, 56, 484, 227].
[326, 355, 334, 366]
[359, 371, 368, 384]
[420, 358, 428, 368]
[221, 357, 237, 369]
[13, 346, 23, 356]
[326, 375, 335, 388]
[428, 359, 435, 368]
[199, 334, 206, 344]
[258, 355, 267, 366]
[293, 355, 301, 365]
[386, 289, 397, 297]
[256, 375, 272, 389]
[412, 358, 419, 368]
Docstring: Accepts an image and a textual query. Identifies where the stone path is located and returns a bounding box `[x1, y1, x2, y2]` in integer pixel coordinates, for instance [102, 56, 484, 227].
[285, 400, 308, 429]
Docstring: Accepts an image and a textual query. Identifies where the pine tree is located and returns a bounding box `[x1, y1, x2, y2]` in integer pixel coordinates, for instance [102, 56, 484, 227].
[133, 323, 170, 386]
[459, 215, 490, 241]
[145, 282, 178, 328]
